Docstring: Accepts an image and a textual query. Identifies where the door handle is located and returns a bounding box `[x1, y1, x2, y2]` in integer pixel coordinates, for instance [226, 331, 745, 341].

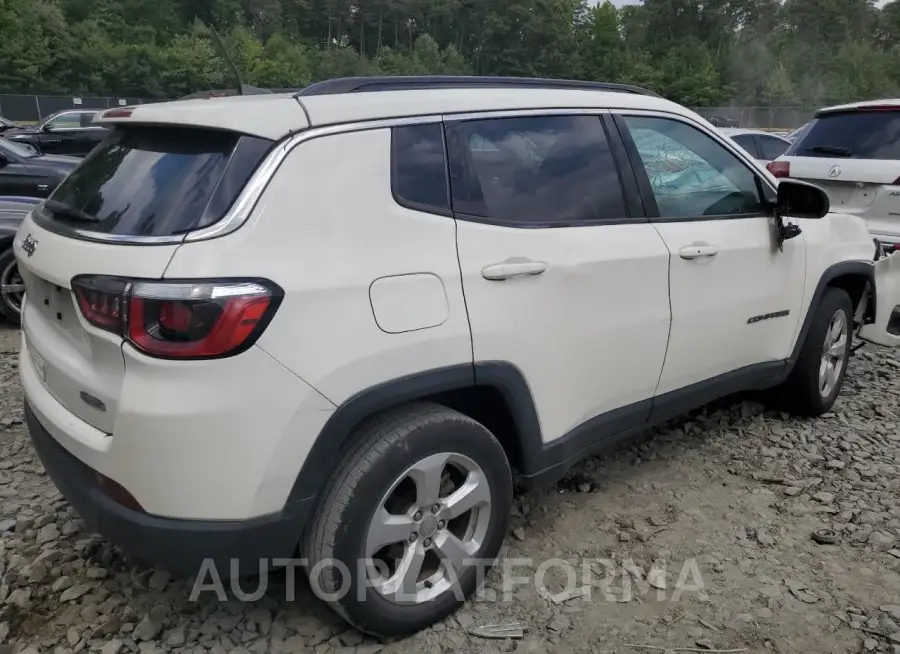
[482, 258, 547, 281]
[678, 244, 720, 260]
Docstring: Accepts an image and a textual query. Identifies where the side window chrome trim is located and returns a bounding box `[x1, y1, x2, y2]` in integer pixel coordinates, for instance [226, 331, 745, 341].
[613, 109, 777, 197]
[443, 107, 611, 122]
[39, 114, 445, 246]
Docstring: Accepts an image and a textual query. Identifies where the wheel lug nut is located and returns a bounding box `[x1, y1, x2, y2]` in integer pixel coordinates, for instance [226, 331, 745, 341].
[438, 520, 446, 529]
[413, 511, 423, 521]
[424, 537, 433, 547]
[431, 504, 440, 514]
[409, 532, 418, 542]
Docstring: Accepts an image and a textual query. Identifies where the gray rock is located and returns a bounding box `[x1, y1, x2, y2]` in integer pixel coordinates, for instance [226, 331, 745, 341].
[60, 583, 93, 602]
[280, 635, 308, 653]
[512, 527, 526, 541]
[7, 587, 31, 608]
[165, 625, 187, 647]
[287, 615, 324, 638]
[0, 520, 14, 534]
[66, 626, 81, 647]
[101, 641, 124, 654]
[813, 492, 835, 504]
[135, 613, 163, 641]
[36, 522, 59, 544]
[61, 520, 82, 536]
[148, 569, 170, 591]
[52, 576, 73, 592]
[869, 531, 896, 550]
[826, 460, 846, 470]
[0, 622, 8, 644]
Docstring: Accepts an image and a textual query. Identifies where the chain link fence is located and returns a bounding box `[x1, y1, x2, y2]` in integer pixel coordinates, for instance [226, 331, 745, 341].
[0, 94, 159, 123]
[689, 107, 818, 131]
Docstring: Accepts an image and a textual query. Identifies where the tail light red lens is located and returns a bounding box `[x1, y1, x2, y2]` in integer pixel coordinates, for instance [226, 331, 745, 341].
[766, 161, 791, 178]
[71, 276, 282, 359]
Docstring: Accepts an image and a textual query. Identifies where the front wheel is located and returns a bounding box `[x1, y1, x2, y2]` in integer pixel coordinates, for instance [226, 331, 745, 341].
[778, 287, 853, 416]
[304, 403, 513, 637]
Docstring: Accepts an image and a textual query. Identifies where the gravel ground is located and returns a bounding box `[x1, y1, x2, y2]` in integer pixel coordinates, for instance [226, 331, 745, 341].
[3, 324, 900, 654]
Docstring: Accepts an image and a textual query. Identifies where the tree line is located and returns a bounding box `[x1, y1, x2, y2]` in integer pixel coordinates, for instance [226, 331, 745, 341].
[2, 0, 900, 108]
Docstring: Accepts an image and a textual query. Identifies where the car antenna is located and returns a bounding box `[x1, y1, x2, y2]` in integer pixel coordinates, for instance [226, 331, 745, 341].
[208, 25, 244, 96]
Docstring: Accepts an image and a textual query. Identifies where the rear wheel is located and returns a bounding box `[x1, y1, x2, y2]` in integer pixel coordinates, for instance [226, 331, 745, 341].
[304, 403, 512, 637]
[778, 287, 853, 416]
[0, 247, 24, 324]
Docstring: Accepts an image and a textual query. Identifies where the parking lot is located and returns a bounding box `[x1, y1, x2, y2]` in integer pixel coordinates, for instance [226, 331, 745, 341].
[0, 318, 898, 654]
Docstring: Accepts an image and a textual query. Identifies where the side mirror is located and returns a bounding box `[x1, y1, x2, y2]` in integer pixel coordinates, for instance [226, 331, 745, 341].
[776, 179, 830, 219]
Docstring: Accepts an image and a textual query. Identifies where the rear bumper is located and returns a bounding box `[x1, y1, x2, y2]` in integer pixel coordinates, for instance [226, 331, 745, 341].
[26, 400, 312, 577]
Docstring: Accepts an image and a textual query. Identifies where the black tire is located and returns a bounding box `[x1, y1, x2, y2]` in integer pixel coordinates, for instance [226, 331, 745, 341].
[0, 247, 22, 325]
[778, 287, 853, 416]
[304, 402, 512, 637]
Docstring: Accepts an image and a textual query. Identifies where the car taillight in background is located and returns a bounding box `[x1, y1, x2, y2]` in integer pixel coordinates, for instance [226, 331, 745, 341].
[766, 161, 791, 178]
[71, 276, 282, 359]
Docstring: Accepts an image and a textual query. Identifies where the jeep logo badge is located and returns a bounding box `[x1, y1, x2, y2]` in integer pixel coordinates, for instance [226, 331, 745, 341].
[828, 165, 842, 178]
[21, 233, 37, 258]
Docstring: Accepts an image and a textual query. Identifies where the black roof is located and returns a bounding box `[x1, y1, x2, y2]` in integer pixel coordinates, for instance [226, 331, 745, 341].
[294, 76, 660, 98]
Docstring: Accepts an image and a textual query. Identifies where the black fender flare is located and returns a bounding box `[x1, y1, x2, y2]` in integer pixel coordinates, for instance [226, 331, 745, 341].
[284, 361, 545, 507]
[785, 259, 875, 373]
[285, 260, 877, 509]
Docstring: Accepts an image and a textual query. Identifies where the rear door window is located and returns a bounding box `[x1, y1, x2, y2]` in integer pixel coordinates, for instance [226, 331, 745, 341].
[445, 115, 627, 226]
[37, 125, 273, 237]
[787, 110, 900, 160]
[391, 123, 450, 213]
[757, 135, 790, 161]
[730, 134, 759, 158]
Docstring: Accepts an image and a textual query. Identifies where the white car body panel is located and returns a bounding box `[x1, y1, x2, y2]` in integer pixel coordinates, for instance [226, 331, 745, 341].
[163, 128, 473, 408]
[15, 82, 900, 530]
[652, 217, 805, 394]
[455, 220, 671, 442]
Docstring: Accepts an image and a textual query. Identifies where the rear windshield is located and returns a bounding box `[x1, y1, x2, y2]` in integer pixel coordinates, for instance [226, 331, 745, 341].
[786, 110, 900, 160]
[36, 125, 273, 237]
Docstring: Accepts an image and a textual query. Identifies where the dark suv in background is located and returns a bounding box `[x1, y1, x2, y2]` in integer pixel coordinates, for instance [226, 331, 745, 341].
[4, 109, 108, 157]
[0, 138, 80, 197]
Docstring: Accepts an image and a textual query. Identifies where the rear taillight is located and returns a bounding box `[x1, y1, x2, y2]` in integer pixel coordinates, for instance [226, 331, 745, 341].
[767, 161, 791, 178]
[71, 276, 282, 359]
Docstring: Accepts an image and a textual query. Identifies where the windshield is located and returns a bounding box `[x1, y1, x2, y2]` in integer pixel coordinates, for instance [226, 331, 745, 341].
[36, 125, 273, 237]
[0, 137, 37, 158]
[786, 111, 900, 159]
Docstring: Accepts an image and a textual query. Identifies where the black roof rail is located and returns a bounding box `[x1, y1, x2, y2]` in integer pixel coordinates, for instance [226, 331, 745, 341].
[294, 76, 661, 98]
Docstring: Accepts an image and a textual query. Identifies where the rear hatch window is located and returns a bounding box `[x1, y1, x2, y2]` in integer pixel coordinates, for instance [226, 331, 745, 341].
[34, 125, 273, 237]
[786, 110, 900, 160]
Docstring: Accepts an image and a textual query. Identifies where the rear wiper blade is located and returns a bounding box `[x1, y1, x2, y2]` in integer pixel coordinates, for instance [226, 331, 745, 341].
[805, 145, 852, 157]
[43, 200, 97, 224]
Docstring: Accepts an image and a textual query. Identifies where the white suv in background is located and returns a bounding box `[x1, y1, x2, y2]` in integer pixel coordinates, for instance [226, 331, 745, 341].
[768, 99, 900, 252]
[15, 76, 900, 637]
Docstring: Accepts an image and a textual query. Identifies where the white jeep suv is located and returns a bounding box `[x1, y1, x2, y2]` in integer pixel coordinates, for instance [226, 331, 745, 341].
[15, 76, 900, 637]
[768, 99, 900, 252]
